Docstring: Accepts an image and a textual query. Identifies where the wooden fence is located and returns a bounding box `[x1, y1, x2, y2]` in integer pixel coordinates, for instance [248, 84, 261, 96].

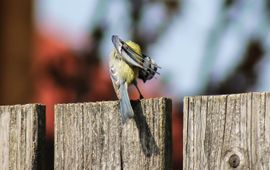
[2, 92, 269, 169]
[0, 98, 172, 170]
[0, 104, 45, 169]
[184, 92, 270, 169]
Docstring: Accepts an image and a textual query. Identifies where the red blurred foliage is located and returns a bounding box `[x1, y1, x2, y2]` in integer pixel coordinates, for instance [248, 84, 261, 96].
[33, 31, 78, 138]
[33, 30, 183, 169]
[33, 31, 115, 138]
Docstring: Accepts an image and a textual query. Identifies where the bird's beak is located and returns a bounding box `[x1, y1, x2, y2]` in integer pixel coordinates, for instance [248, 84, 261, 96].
[112, 35, 123, 54]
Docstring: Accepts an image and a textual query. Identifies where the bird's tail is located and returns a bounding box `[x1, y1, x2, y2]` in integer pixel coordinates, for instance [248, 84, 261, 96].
[119, 83, 134, 123]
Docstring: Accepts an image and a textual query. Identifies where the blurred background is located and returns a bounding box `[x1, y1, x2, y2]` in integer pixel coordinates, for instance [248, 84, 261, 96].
[1, 0, 270, 169]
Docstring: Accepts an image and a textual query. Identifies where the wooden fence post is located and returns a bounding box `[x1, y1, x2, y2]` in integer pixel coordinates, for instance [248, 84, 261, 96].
[0, 104, 45, 170]
[55, 97, 172, 170]
[184, 92, 270, 169]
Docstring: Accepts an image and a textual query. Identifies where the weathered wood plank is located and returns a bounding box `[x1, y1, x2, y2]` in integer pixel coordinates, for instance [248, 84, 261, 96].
[54, 97, 172, 170]
[184, 92, 270, 169]
[0, 104, 45, 170]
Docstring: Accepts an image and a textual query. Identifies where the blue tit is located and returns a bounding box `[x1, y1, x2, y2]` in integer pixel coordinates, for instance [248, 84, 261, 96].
[109, 35, 160, 123]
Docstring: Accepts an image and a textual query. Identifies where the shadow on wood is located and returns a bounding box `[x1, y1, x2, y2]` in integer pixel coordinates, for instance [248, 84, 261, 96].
[132, 100, 160, 157]
[55, 97, 172, 170]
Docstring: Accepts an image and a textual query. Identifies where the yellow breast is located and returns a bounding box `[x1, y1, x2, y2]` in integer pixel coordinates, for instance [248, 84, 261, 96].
[119, 40, 141, 84]
[110, 40, 142, 85]
[119, 61, 138, 85]
[110, 50, 138, 85]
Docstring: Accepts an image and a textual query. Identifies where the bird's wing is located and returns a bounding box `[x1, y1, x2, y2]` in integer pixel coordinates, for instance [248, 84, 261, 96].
[120, 43, 145, 69]
[109, 61, 121, 99]
[112, 35, 160, 74]
[121, 42, 161, 75]
[138, 54, 159, 82]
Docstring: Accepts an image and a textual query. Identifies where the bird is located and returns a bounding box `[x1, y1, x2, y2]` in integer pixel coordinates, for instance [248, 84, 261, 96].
[109, 35, 160, 123]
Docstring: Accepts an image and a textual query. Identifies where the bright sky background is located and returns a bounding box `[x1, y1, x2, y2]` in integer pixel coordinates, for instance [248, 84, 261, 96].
[35, 0, 270, 97]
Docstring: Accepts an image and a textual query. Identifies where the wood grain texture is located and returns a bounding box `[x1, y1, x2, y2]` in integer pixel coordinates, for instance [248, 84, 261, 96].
[183, 92, 270, 170]
[0, 104, 45, 170]
[55, 97, 172, 170]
